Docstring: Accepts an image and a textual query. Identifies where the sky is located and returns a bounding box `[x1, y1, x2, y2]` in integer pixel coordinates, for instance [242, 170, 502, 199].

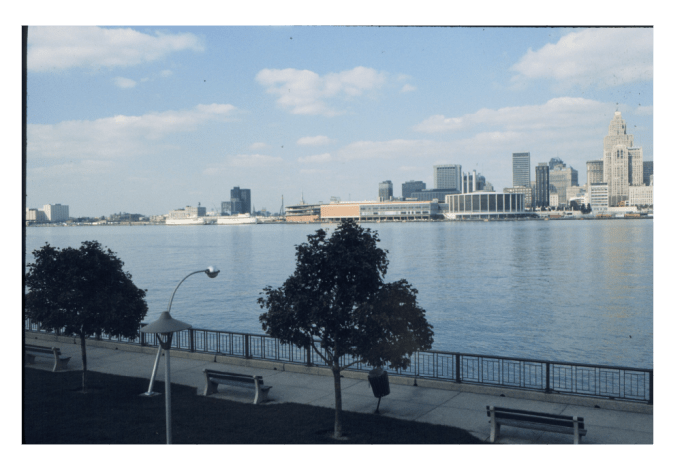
[25, 26, 653, 217]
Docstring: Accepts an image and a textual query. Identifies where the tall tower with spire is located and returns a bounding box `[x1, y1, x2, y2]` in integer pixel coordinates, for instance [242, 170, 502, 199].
[603, 111, 643, 206]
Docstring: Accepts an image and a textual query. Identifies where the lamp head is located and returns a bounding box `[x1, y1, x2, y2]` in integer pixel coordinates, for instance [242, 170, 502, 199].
[205, 266, 220, 278]
[141, 311, 192, 334]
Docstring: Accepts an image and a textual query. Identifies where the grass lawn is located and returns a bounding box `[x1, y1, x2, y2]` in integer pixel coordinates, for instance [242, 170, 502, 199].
[23, 368, 484, 444]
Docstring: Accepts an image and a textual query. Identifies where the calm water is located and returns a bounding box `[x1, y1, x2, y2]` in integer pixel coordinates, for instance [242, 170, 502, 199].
[25, 219, 653, 369]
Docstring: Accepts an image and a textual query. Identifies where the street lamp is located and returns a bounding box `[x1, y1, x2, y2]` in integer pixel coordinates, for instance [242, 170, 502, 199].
[140, 266, 219, 444]
[142, 266, 220, 397]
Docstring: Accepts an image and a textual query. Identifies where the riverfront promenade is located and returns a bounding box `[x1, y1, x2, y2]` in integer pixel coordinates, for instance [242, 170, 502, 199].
[24, 333, 653, 444]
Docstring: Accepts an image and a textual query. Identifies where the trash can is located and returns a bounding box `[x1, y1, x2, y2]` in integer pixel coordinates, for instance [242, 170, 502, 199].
[368, 367, 390, 398]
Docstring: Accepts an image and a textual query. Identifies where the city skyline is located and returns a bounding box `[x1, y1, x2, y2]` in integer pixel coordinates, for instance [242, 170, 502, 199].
[25, 26, 653, 217]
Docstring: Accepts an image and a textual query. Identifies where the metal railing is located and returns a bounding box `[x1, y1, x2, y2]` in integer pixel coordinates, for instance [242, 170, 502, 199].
[24, 320, 653, 404]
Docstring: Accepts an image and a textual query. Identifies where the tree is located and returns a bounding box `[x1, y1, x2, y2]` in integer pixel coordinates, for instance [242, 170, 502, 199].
[25, 241, 148, 392]
[258, 220, 433, 439]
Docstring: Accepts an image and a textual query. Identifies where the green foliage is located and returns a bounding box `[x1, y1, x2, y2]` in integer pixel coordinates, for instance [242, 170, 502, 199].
[25, 240, 148, 339]
[258, 220, 433, 370]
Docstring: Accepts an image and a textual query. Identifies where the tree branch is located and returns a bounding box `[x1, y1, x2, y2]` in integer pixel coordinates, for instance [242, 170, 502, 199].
[310, 341, 331, 366]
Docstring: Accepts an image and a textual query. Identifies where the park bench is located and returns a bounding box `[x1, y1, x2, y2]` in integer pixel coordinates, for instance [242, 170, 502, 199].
[486, 405, 587, 444]
[25, 344, 71, 372]
[202, 369, 272, 405]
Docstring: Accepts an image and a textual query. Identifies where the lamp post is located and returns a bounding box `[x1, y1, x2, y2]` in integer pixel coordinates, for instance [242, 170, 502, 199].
[139, 266, 219, 445]
[142, 266, 220, 397]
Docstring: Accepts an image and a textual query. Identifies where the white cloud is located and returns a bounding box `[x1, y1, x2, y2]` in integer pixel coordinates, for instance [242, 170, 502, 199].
[203, 154, 284, 174]
[114, 77, 137, 88]
[300, 169, 329, 174]
[510, 28, 653, 89]
[28, 103, 237, 161]
[401, 84, 416, 93]
[255, 66, 386, 116]
[413, 97, 610, 133]
[298, 153, 332, 164]
[28, 26, 204, 72]
[249, 142, 268, 150]
[297, 135, 333, 146]
[635, 105, 653, 116]
[160, 69, 173, 78]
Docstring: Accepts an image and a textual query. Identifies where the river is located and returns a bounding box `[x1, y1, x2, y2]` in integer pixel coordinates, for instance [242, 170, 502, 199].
[25, 219, 653, 369]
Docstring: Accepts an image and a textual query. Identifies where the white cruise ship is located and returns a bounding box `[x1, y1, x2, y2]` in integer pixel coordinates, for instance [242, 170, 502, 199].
[216, 213, 258, 225]
[165, 217, 208, 225]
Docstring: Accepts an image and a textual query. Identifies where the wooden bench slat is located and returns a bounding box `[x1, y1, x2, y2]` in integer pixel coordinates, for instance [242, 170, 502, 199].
[492, 412, 584, 429]
[487, 406, 584, 421]
[497, 418, 587, 436]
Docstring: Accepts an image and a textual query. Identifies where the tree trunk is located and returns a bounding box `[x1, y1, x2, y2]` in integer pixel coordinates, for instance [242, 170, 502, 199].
[80, 332, 87, 393]
[332, 363, 343, 439]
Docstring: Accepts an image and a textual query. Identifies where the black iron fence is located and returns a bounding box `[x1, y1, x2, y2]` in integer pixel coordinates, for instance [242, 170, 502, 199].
[24, 320, 653, 404]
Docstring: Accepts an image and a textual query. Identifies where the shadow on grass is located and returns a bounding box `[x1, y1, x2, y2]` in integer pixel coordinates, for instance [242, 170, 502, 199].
[23, 368, 484, 444]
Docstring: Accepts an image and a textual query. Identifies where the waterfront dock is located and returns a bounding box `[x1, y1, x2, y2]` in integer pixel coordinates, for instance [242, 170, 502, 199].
[24, 333, 652, 444]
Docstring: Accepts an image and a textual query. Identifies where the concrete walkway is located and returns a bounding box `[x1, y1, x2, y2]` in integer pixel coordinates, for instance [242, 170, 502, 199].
[24, 333, 653, 444]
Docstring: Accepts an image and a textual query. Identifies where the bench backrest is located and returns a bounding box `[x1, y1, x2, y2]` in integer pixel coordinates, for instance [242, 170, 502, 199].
[205, 370, 258, 383]
[488, 406, 584, 428]
[25, 345, 59, 355]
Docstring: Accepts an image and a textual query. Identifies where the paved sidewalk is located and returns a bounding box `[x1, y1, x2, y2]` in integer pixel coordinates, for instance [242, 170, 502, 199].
[24, 335, 653, 444]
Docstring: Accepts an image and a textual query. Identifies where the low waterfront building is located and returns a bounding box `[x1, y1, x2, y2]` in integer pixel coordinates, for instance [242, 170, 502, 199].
[168, 205, 206, 219]
[628, 185, 654, 207]
[444, 191, 529, 220]
[321, 200, 439, 222]
[285, 203, 321, 222]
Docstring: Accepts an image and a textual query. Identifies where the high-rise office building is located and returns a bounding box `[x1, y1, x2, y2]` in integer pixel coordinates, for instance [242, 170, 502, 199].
[401, 180, 426, 199]
[535, 163, 550, 208]
[512, 152, 531, 187]
[378, 181, 393, 201]
[550, 163, 578, 207]
[603, 111, 643, 206]
[434, 164, 462, 192]
[222, 186, 251, 215]
[643, 161, 654, 186]
[586, 160, 604, 185]
[549, 157, 564, 170]
[463, 170, 486, 193]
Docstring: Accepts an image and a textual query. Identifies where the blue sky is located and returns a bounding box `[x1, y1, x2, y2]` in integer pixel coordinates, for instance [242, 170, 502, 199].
[26, 26, 653, 217]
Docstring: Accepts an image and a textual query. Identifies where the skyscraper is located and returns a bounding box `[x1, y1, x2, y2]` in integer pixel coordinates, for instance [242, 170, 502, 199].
[550, 163, 578, 207]
[223, 186, 252, 215]
[378, 181, 393, 201]
[586, 160, 604, 185]
[603, 111, 643, 206]
[535, 163, 550, 208]
[433, 164, 462, 192]
[463, 170, 486, 193]
[512, 152, 531, 187]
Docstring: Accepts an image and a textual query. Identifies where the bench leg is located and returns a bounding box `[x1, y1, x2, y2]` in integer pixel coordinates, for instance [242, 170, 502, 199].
[253, 378, 265, 405]
[574, 416, 580, 445]
[53, 357, 70, 372]
[202, 372, 218, 396]
[489, 406, 498, 443]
